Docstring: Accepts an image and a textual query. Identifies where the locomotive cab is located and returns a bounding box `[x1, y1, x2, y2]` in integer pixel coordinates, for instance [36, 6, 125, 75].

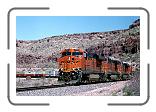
[58, 48, 85, 83]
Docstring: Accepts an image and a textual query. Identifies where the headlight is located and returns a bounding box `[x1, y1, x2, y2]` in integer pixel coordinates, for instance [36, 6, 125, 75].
[76, 68, 80, 70]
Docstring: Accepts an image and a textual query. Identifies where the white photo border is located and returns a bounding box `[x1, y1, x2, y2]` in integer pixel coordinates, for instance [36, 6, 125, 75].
[7, 7, 150, 107]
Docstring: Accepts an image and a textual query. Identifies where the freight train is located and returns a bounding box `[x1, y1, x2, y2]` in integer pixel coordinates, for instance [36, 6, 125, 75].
[58, 48, 134, 84]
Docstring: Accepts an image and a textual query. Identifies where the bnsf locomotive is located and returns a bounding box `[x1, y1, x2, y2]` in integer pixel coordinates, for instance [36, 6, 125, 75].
[58, 48, 133, 84]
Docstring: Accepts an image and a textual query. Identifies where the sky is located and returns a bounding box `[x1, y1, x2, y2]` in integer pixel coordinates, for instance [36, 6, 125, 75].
[16, 16, 140, 40]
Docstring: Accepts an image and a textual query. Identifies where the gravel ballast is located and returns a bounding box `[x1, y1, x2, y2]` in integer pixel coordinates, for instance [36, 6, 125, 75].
[17, 81, 127, 96]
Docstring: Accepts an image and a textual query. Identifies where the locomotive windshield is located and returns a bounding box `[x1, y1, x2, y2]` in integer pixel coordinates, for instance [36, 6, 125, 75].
[62, 52, 71, 57]
[62, 52, 83, 57]
[72, 52, 83, 56]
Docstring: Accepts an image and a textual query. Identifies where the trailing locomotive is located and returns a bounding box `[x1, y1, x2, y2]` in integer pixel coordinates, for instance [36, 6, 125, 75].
[58, 48, 133, 84]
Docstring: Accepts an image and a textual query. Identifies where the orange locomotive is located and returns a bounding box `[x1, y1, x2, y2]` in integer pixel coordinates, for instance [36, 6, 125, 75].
[57, 48, 133, 84]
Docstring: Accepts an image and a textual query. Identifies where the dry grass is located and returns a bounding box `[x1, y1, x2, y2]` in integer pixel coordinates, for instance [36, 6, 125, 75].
[16, 78, 58, 88]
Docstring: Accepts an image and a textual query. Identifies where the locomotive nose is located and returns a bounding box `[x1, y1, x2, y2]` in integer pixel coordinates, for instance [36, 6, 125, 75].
[63, 56, 81, 72]
[68, 56, 70, 60]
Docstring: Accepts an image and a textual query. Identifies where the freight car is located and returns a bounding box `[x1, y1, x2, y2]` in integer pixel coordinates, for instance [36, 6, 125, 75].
[16, 69, 59, 79]
[57, 48, 133, 84]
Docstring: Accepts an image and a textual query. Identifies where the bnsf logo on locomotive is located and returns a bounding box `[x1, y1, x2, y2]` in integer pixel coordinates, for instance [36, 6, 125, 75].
[58, 48, 134, 84]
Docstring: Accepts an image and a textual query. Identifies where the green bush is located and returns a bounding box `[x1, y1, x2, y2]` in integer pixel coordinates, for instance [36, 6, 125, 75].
[123, 86, 134, 96]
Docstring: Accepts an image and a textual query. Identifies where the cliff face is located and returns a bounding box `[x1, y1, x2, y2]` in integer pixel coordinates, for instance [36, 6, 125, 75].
[16, 19, 140, 69]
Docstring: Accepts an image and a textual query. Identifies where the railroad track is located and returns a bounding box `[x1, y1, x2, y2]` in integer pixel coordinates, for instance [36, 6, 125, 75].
[16, 84, 67, 92]
[16, 80, 83, 92]
[16, 80, 122, 92]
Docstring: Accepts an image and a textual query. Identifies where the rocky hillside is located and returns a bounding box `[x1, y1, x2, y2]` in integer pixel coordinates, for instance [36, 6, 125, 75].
[16, 19, 140, 69]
